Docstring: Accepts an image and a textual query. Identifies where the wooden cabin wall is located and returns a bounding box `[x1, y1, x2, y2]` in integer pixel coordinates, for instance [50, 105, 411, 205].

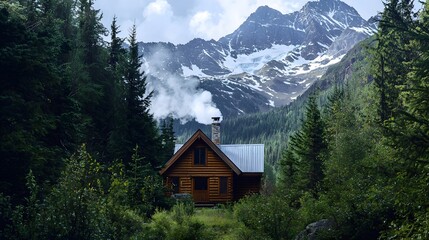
[207, 176, 233, 203]
[164, 140, 234, 202]
[180, 177, 192, 194]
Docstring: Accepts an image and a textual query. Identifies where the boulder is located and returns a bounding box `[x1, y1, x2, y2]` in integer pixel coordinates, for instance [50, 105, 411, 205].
[294, 219, 333, 240]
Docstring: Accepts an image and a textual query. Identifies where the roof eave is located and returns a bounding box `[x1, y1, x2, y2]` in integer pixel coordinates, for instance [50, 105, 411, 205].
[159, 129, 242, 175]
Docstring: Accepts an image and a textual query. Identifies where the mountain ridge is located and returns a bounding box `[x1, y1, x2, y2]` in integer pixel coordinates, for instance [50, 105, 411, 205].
[140, 0, 377, 118]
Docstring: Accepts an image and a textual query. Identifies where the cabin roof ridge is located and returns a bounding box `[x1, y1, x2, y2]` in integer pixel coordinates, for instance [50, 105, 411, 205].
[159, 129, 242, 175]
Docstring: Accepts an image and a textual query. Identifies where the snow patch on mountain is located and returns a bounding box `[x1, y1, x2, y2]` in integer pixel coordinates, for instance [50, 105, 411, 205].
[292, 54, 345, 75]
[350, 26, 375, 35]
[223, 44, 297, 74]
[182, 64, 210, 78]
[139, 0, 378, 118]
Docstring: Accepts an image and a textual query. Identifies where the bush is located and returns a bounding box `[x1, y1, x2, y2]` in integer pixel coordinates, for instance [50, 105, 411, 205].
[144, 209, 214, 240]
[171, 200, 194, 223]
[234, 194, 298, 240]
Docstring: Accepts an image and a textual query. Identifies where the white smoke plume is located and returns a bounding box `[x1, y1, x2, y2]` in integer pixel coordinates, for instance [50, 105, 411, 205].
[144, 47, 222, 125]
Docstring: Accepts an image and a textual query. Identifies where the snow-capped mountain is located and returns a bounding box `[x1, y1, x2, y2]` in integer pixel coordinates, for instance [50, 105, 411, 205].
[140, 0, 376, 117]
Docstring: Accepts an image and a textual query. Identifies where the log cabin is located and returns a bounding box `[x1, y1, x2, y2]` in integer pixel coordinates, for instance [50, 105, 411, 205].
[159, 117, 264, 203]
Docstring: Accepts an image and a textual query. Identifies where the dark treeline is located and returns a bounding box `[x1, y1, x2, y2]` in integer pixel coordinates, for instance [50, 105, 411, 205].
[0, 0, 175, 238]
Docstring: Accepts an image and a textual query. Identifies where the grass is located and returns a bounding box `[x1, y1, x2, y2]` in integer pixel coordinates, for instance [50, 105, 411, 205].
[191, 207, 243, 240]
[148, 203, 249, 240]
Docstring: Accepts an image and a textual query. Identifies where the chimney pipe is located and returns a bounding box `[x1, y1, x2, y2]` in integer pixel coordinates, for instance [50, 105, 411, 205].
[211, 117, 221, 145]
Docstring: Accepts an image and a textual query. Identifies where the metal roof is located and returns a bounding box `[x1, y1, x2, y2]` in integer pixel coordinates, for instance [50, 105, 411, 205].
[174, 144, 264, 173]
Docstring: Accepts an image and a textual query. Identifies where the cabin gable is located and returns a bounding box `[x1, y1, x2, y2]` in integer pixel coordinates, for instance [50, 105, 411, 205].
[163, 139, 234, 177]
[163, 138, 234, 203]
[160, 129, 263, 203]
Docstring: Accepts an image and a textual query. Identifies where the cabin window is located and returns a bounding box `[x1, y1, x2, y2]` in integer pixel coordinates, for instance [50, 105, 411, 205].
[194, 177, 208, 190]
[219, 177, 227, 195]
[194, 147, 206, 165]
[171, 177, 179, 193]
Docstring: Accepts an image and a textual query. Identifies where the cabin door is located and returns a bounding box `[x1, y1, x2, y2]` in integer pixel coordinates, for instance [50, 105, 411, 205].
[193, 177, 209, 202]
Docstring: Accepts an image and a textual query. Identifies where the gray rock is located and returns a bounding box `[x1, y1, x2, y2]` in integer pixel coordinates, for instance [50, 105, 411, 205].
[295, 219, 333, 240]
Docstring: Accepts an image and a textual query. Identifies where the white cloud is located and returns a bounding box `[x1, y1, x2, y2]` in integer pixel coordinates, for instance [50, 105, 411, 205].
[143, 0, 171, 18]
[187, 0, 305, 41]
[95, 0, 386, 43]
[148, 74, 222, 124]
[190, 11, 212, 28]
[145, 46, 222, 124]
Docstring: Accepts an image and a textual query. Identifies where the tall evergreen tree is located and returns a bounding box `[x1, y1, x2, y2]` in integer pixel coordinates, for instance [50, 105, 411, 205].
[371, 1, 429, 237]
[160, 116, 176, 164]
[0, 0, 75, 197]
[123, 24, 161, 167]
[278, 94, 327, 198]
[373, 0, 414, 122]
[106, 16, 127, 162]
[74, 0, 113, 161]
[108, 16, 124, 70]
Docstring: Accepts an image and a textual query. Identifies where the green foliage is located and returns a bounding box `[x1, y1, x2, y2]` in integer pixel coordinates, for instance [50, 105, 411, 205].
[171, 200, 195, 223]
[105, 160, 147, 239]
[144, 208, 215, 240]
[370, 1, 429, 238]
[0, 0, 72, 197]
[0, 1, 171, 239]
[192, 208, 238, 238]
[0, 170, 44, 240]
[127, 146, 171, 216]
[234, 194, 298, 240]
[160, 116, 176, 165]
[277, 93, 327, 200]
[121, 24, 162, 167]
[0, 193, 15, 238]
[41, 145, 109, 239]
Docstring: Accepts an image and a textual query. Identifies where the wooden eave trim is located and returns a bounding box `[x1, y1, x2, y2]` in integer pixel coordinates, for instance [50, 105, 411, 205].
[159, 129, 242, 175]
[239, 173, 263, 177]
[159, 130, 201, 175]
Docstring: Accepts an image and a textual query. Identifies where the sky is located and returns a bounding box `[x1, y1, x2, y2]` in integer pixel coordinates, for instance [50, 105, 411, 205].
[94, 0, 386, 44]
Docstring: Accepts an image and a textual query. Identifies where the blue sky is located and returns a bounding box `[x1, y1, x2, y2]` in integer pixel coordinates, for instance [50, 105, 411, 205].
[94, 0, 387, 43]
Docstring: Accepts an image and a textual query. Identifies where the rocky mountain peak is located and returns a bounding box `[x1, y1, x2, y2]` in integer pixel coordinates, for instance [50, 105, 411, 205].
[139, 0, 377, 117]
[248, 5, 283, 22]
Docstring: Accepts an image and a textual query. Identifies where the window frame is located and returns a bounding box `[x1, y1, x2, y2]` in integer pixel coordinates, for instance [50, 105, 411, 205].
[193, 147, 206, 166]
[219, 177, 228, 195]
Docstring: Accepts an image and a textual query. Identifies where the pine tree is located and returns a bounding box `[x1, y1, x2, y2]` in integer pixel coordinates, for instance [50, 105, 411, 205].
[160, 116, 176, 164]
[371, 1, 429, 237]
[372, 0, 414, 122]
[74, 0, 115, 161]
[393, 0, 429, 165]
[106, 16, 127, 162]
[109, 16, 124, 70]
[0, 0, 77, 197]
[278, 94, 327, 198]
[123, 24, 161, 167]
[277, 148, 298, 194]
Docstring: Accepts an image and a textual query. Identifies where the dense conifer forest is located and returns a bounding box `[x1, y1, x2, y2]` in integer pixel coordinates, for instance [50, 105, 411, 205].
[1, 0, 428, 239]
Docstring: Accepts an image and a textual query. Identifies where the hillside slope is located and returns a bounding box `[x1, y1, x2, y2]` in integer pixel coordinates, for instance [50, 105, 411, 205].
[175, 36, 374, 168]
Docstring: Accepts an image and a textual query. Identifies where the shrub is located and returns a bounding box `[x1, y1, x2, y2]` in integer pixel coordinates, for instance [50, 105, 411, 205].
[234, 194, 298, 240]
[171, 200, 194, 223]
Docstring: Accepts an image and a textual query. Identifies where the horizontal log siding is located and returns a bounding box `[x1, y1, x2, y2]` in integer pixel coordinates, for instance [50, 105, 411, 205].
[207, 176, 233, 203]
[179, 177, 192, 194]
[164, 140, 233, 202]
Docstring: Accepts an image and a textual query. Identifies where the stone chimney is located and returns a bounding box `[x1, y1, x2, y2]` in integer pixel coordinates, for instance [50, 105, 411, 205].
[211, 117, 221, 145]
